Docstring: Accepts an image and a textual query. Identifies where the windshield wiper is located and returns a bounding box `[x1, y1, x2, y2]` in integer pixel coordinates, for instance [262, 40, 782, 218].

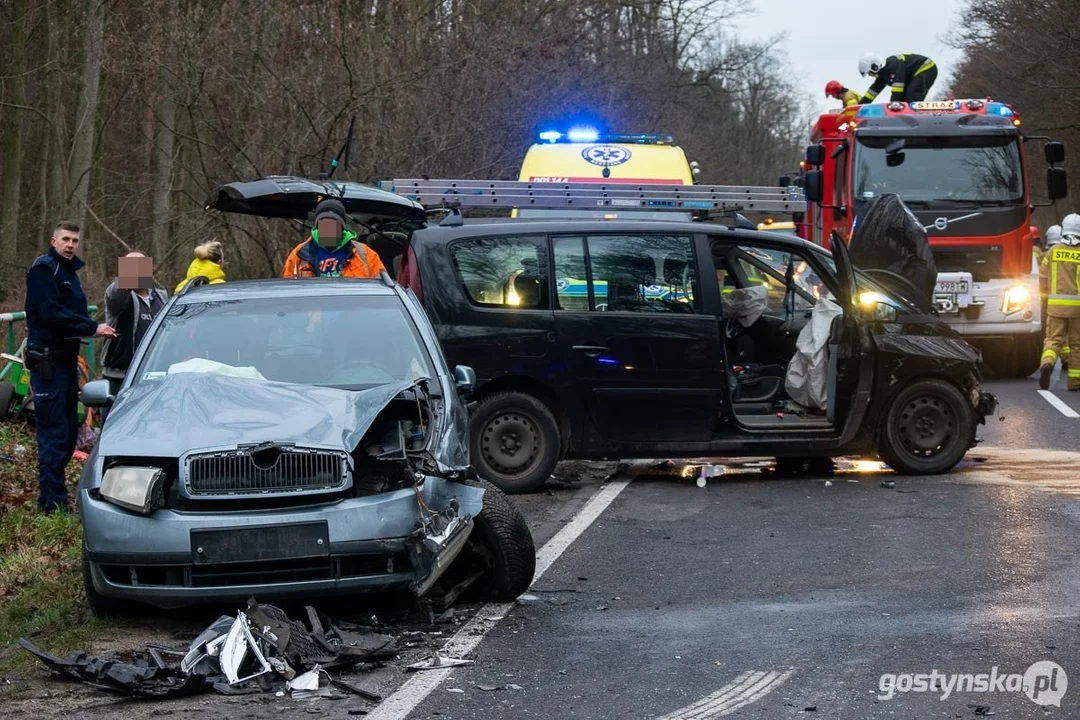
[934, 198, 1014, 207]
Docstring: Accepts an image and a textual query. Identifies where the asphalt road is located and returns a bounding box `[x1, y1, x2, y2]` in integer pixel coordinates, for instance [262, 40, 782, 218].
[388, 373, 1080, 720]
[7, 374, 1080, 720]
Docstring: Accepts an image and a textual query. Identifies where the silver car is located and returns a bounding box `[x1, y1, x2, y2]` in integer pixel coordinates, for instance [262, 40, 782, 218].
[79, 276, 535, 612]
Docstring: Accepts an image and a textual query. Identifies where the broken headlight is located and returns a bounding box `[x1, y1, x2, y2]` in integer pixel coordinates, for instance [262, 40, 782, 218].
[100, 467, 165, 515]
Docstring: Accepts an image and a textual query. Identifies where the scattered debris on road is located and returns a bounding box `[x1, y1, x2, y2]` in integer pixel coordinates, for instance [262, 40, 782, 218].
[405, 651, 474, 671]
[19, 597, 393, 705]
[881, 480, 897, 489]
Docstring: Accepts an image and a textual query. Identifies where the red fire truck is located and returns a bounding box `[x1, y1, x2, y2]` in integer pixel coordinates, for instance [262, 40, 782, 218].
[797, 99, 1068, 377]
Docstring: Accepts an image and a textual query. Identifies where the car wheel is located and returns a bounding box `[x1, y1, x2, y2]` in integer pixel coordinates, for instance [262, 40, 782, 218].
[878, 379, 974, 475]
[471, 391, 560, 494]
[0, 381, 14, 421]
[456, 478, 536, 602]
[81, 547, 142, 619]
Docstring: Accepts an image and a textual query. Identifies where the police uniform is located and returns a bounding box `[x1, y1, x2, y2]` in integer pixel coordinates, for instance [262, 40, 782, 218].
[1039, 238, 1080, 390]
[861, 53, 938, 104]
[24, 248, 99, 512]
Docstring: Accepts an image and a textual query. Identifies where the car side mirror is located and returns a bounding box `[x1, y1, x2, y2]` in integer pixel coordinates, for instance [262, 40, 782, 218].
[1048, 167, 1068, 200]
[1046, 141, 1066, 165]
[804, 170, 823, 203]
[81, 379, 114, 407]
[454, 365, 477, 394]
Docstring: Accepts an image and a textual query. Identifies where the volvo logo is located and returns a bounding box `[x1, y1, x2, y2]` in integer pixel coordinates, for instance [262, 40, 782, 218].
[934, 217, 949, 230]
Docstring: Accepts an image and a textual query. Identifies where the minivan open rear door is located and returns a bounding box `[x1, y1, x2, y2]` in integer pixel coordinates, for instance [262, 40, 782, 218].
[206, 176, 426, 224]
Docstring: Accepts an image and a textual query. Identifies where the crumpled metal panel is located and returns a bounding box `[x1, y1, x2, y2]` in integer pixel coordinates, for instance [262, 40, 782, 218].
[97, 374, 424, 461]
[873, 332, 981, 364]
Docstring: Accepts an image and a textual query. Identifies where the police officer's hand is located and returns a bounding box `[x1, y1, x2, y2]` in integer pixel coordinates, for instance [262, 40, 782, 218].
[96, 323, 117, 338]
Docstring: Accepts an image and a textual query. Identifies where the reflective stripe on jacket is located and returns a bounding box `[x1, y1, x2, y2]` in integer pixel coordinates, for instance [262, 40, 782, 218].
[1041, 240, 1080, 317]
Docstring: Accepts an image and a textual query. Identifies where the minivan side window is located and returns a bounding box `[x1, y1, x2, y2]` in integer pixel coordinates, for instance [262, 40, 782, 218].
[552, 235, 697, 313]
[450, 236, 548, 309]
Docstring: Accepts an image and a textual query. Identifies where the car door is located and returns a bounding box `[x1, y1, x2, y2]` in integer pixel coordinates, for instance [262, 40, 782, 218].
[550, 232, 724, 445]
[823, 230, 873, 430]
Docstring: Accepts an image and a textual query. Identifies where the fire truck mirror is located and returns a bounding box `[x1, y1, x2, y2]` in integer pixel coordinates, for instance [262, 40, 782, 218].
[804, 170, 823, 203]
[805, 144, 825, 167]
[1045, 141, 1066, 165]
[1047, 167, 1068, 201]
[779, 175, 791, 188]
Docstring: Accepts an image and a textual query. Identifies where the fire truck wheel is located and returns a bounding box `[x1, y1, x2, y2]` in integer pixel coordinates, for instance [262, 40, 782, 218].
[879, 379, 974, 476]
[0, 381, 14, 421]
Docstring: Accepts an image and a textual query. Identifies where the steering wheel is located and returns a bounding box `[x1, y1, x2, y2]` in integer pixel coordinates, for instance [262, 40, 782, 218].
[324, 359, 397, 385]
[862, 269, 935, 313]
[725, 317, 742, 339]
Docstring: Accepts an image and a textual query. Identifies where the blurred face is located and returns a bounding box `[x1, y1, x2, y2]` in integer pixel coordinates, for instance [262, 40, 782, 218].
[317, 217, 343, 249]
[118, 253, 154, 290]
[51, 228, 80, 260]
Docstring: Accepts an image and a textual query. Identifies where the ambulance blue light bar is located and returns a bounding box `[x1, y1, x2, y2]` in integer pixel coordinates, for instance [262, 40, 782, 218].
[537, 130, 676, 145]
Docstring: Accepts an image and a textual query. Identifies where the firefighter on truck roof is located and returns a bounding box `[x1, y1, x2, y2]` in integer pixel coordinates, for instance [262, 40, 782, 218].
[825, 80, 860, 108]
[858, 52, 938, 104]
[1039, 213, 1080, 391]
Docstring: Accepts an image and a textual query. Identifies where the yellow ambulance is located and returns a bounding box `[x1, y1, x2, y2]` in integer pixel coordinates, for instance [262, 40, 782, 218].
[515, 128, 698, 219]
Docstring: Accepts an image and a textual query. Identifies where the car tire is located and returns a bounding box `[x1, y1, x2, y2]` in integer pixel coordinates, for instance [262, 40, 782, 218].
[81, 548, 142, 619]
[470, 391, 560, 494]
[0, 381, 14, 421]
[460, 477, 536, 602]
[878, 379, 974, 475]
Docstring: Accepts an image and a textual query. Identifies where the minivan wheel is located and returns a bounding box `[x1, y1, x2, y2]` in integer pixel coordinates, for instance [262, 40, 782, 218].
[471, 391, 560, 494]
[879, 379, 973, 475]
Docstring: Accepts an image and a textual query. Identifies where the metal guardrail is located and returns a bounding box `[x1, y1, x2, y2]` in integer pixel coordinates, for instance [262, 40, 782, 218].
[1, 305, 100, 374]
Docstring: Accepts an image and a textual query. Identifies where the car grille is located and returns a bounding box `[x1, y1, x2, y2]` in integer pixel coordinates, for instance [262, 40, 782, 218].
[184, 446, 350, 495]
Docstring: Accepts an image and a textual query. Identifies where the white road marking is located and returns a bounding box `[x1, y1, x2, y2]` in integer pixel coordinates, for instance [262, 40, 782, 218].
[366, 478, 633, 720]
[656, 669, 796, 720]
[1038, 390, 1080, 418]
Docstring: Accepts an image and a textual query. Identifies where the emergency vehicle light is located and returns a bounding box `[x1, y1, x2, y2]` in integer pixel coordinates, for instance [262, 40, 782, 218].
[856, 105, 886, 118]
[539, 131, 563, 142]
[535, 130, 676, 145]
[567, 127, 599, 142]
[986, 102, 1014, 117]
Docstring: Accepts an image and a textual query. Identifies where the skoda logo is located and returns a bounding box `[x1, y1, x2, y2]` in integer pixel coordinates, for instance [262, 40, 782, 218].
[582, 145, 631, 167]
[933, 217, 949, 230]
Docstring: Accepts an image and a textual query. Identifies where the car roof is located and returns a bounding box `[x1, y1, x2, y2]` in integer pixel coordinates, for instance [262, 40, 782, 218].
[413, 219, 829, 257]
[174, 278, 400, 304]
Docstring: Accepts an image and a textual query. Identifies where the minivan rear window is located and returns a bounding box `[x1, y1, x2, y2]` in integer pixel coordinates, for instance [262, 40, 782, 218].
[450, 236, 549, 309]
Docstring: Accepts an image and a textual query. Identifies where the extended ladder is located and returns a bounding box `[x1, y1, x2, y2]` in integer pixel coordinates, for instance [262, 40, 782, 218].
[377, 179, 807, 215]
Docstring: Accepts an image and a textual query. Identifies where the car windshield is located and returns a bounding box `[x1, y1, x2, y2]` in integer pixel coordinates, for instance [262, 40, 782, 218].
[853, 135, 1024, 205]
[133, 294, 435, 390]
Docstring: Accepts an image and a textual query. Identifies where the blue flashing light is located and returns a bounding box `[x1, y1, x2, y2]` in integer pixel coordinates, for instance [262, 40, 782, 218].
[539, 130, 563, 142]
[856, 104, 886, 118]
[598, 357, 618, 365]
[987, 102, 1014, 117]
[567, 126, 600, 143]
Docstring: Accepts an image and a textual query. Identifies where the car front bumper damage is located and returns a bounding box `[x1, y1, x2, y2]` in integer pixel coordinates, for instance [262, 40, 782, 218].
[81, 476, 484, 608]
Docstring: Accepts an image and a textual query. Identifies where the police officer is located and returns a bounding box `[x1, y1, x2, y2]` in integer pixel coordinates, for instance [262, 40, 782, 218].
[1039, 214, 1080, 391]
[24, 222, 115, 513]
[858, 52, 938, 104]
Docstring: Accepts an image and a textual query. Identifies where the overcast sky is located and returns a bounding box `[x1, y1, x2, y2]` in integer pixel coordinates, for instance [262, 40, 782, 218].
[734, 0, 969, 116]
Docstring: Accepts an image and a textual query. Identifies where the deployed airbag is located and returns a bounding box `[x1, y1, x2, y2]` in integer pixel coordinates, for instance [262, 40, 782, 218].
[722, 285, 768, 327]
[848, 193, 937, 303]
[785, 298, 843, 410]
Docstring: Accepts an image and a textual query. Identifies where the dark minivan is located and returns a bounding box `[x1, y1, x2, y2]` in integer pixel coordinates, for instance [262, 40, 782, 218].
[209, 177, 997, 494]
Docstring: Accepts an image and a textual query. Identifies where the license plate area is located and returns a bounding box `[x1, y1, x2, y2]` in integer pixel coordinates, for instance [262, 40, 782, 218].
[934, 272, 974, 312]
[935, 280, 970, 294]
[191, 521, 330, 565]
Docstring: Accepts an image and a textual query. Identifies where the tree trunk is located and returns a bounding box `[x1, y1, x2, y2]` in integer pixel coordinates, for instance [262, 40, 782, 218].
[0, 0, 29, 275]
[151, 46, 177, 260]
[67, 0, 105, 233]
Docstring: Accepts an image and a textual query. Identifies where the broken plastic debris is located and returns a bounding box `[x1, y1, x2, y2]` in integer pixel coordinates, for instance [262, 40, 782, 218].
[824, 480, 833, 487]
[507, 684, 525, 691]
[880, 480, 896, 489]
[406, 652, 475, 671]
[288, 666, 322, 693]
[447, 688, 465, 693]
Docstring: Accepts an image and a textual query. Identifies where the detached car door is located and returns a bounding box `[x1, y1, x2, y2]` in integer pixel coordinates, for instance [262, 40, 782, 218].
[550, 232, 724, 445]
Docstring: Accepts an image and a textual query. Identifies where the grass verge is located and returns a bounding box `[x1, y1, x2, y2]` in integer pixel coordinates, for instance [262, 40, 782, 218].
[0, 421, 102, 673]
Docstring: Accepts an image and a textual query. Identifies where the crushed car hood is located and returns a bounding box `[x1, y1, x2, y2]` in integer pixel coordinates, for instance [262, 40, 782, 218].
[206, 175, 426, 224]
[98, 373, 424, 458]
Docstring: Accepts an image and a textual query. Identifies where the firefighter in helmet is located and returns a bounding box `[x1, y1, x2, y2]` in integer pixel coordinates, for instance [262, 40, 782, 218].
[825, 81, 860, 108]
[858, 53, 938, 104]
[1039, 213, 1080, 390]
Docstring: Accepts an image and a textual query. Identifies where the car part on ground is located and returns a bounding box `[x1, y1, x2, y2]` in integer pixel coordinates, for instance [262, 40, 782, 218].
[19, 598, 394, 702]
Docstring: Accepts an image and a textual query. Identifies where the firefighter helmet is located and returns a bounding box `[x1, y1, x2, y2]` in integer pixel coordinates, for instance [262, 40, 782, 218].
[1062, 213, 1080, 238]
[1047, 224, 1063, 246]
[825, 80, 845, 98]
[859, 53, 885, 77]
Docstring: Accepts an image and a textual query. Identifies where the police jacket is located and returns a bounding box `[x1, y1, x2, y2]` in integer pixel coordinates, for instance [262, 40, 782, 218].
[101, 281, 168, 378]
[1041, 237, 1080, 318]
[861, 53, 936, 103]
[24, 248, 98, 359]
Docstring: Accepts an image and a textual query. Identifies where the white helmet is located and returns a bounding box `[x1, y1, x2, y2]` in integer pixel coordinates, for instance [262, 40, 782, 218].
[1046, 224, 1063, 246]
[1062, 213, 1080, 238]
[859, 53, 885, 77]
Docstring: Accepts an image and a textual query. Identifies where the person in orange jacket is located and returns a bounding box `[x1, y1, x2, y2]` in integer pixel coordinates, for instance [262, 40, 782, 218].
[281, 198, 386, 278]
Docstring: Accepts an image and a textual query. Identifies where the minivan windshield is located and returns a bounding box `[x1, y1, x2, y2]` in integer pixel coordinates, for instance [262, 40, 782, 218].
[134, 294, 434, 390]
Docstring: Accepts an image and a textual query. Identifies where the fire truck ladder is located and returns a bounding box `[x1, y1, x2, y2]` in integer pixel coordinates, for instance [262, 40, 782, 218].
[377, 179, 807, 215]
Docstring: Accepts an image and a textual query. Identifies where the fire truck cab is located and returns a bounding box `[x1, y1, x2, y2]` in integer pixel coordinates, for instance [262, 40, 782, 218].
[797, 99, 1068, 378]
